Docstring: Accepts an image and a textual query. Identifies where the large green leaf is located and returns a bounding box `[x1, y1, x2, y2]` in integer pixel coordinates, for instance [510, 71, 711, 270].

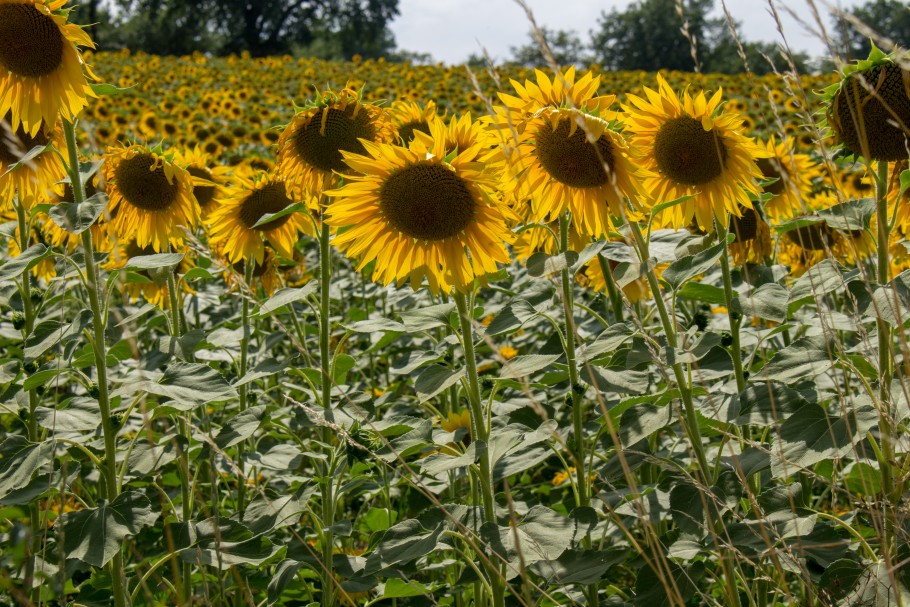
[0, 437, 55, 503]
[498, 354, 560, 379]
[527, 251, 579, 277]
[532, 548, 626, 585]
[255, 282, 318, 316]
[141, 362, 237, 409]
[415, 365, 464, 402]
[47, 193, 109, 235]
[732, 283, 789, 323]
[364, 518, 444, 575]
[57, 491, 158, 567]
[661, 240, 728, 291]
[215, 405, 267, 449]
[0, 244, 50, 284]
[754, 335, 834, 384]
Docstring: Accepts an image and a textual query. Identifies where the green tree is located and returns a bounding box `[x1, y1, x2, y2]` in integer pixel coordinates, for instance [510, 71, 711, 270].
[508, 27, 590, 68]
[703, 21, 810, 75]
[833, 0, 910, 60]
[590, 0, 713, 71]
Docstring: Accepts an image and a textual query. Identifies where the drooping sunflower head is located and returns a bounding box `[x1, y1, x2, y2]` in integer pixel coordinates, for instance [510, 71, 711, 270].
[0, 0, 98, 136]
[389, 99, 440, 144]
[824, 46, 910, 162]
[276, 87, 396, 199]
[757, 136, 821, 220]
[728, 204, 772, 266]
[207, 167, 313, 265]
[325, 116, 513, 296]
[622, 74, 768, 231]
[102, 144, 198, 252]
[507, 106, 648, 238]
[0, 111, 65, 210]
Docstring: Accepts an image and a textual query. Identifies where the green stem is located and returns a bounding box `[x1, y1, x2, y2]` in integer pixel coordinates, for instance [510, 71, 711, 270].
[558, 214, 588, 510]
[627, 221, 712, 481]
[454, 292, 503, 607]
[236, 260, 254, 513]
[715, 219, 746, 392]
[873, 160, 896, 557]
[63, 119, 128, 607]
[596, 252, 624, 323]
[317, 220, 336, 607]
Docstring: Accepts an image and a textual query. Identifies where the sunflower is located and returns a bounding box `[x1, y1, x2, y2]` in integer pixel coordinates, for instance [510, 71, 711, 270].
[494, 67, 616, 119]
[512, 220, 588, 262]
[172, 146, 228, 219]
[727, 205, 772, 266]
[324, 116, 513, 296]
[5, 216, 55, 283]
[207, 168, 312, 264]
[0, 0, 97, 136]
[388, 99, 440, 143]
[757, 136, 822, 220]
[276, 87, 396, 200]
[622, 74, 767, 231]
[581, 254, 663, 304]
[824, 46, 910, 162]
[505, 107, 648, 238]
[225, 247, 282, 296]
[103, 144, 198, 252]
[0, 111, 65, 210]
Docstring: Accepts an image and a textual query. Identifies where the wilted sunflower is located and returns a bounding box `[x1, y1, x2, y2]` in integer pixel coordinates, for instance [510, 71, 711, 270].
[276, 88, 396, 200]
[207, 168, 312, 264]
[727, 205, 772, 266]
[103, 144, 198, 252]
[0, 0, 97, 136]
[824, 46, 910, 162]
[507, 107, 648, 238]
[757, 136, 821, 220]
[324, 116, 513, 296]
[622, 74, 767, 231]
[0, 112, 65, 210]
[388, 99, 440, 143]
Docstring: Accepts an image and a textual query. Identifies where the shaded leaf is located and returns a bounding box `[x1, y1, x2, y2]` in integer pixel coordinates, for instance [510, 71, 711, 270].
[58, 491, 158, 567]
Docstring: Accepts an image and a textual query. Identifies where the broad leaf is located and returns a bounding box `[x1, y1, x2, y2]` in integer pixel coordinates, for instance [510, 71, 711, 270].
[58, 491, 158, 567]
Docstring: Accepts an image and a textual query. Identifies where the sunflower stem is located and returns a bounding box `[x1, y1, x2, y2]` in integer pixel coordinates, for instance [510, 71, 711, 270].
[714, 218, 746, 392]
[597, 251, 625, 322]
[556, 214, 590, 515]
[454, 291, 503, 607]
[318, 219, 337, 607]
[237, 259, 255, 513]
[627, 221, 712, 482]
[14, 195, 41, 604]
[62, 118, 129, 607]
[873, 159, 897, 559]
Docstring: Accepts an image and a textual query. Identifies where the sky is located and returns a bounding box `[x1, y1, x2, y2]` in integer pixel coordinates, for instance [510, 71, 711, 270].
[388, 0, 864, 65]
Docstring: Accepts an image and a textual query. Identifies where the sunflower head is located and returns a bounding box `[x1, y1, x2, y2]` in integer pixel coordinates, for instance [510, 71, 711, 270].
[623, 74, 768, 231]
[277, 87, 396, 199]
[0, 0, 98, 136]
[389, 99, 440, 144]
[0, 111, 65, 210]
[325, 115, 513, 296]
[103, 144, 198, 252]
[824, 45, 910, 162]
[172, 145, 229, 216]
[757, 136, 821, 220]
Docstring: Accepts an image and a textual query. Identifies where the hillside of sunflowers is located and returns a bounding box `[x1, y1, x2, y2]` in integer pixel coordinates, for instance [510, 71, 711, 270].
[3, 1, 910, 606]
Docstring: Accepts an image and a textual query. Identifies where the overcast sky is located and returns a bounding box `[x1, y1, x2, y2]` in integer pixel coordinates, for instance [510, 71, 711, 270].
[389, 0, 864, 64]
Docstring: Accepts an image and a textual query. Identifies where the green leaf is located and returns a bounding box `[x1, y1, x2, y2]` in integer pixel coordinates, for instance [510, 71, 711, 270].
[0, 437, 55, 503]
[532, 548, 625, 585]
[189, 534, 283, 569]
[582, 365, 648, 394]
[1, 142, 54, 178]
[486, 299, 538, 335]
[344, 318, 406, 333]
[0, 244, 50, 283]
[25, 310, 92, 362]
[415, 365, 464, 402]
[400, 303, 455, 331]
[576, 322, 636, 362]
[215, 405, 266, 449]
[47, 193, 109, 235]
[364, 518, 443, 575]
[490, 423, 554, 481]
[754, 335, 834, 384]
[382, 578, 435, 599]
[661, 240, 728, 291]
[252, 201, 307, 228]
[90, 82, 133, 96]
[733, 382, 810, 426]
[234, 358, 286, 388]
[817, 198, 876, 232]
[789, 260, 853, 307]
[125, 253, 184, 271]
[570, 240, 607, 272]
[332, 353, 356, 385]
[732, 283, 789, 323]
[141, 362, 237, 409]
[498, 354, 560, 379]
[361, 507, 397, 533]
[268, 560, 302, 606]
[58, 491, 158, 567]
[678, 282, 727, 305]
[650, 193, 695, 216]
[256, 282, 318, 316]
[420, 440, 485, 475]
[634, 561, 704, 607]
[900, 168, 910, 198]
[527, 251, 579, 278]
[773, 403, 878, 476]
[619, 402, 673, 447]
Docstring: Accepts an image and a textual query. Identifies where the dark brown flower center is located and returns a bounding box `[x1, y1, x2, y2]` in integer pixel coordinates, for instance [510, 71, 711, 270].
[114, 153, 179, 212]
[0, 115, 51, 165]
[654, 116, 728, 186]
[0, 3, 64, 78]
[536, 119, 616, 188]
[830, 63, 910, 162]
[397, 119, 430, 143]
[379, 162, 475, 241]
[785, 223, 834, 251]
[757, 157, 789, 196]
[292, 105, 377, 173]
[238, 182, 293, 231]
[729, 207, 759, 242]
[187, 166, 216, 209]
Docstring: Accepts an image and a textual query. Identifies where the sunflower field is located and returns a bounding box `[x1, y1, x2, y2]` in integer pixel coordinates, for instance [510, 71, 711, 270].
[3, 2, 910, 606]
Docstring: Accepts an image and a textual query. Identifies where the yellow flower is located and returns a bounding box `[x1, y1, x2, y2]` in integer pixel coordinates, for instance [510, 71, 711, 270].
[325, 115, 513, 296]
[103, 144, 198, 252]
[0, 113, 65, 211]
[622, 74, 767, 231]
[388, 98, 440, 143]
[439, 409, 471, 435]
[498, 345, 518, 360]
[757, 136, 822, 220]
[0, 0, 98, 136]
